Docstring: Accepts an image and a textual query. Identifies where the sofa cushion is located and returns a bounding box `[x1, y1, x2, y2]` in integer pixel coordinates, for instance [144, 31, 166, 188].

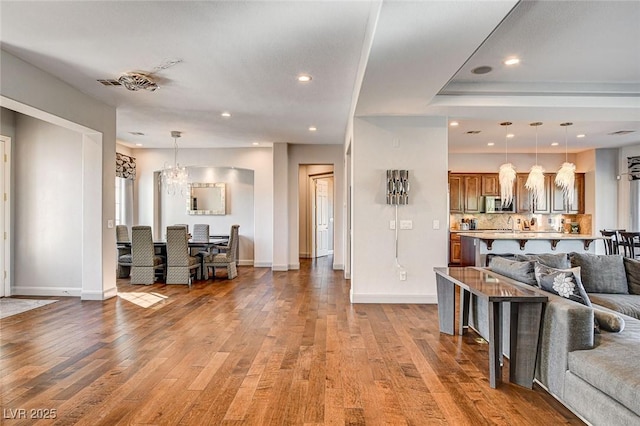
[568, 340, 640, 417]
[593, 309, 625, 333]
[535, 263, 591, 306]
[569, 253, 628, 294]
[488, 257, 537, 286]
[623, 257, 640, 295]
[516, 253, 570, 269]
[588, 294, 640, 320]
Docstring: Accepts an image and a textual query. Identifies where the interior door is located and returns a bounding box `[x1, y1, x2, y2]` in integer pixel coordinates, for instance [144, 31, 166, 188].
[315, 178, 329, 257]
[0, 140, 5, 297]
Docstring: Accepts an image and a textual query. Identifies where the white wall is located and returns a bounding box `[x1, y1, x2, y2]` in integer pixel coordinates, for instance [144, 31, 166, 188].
[1, 49, 117, 300]
[133, 147, 273, 267]
[273, 143, 289, 270]
[14, 114, 83, 292]
[351, 116, 448, 303]
[449, 153, 579, 173]
[618, 143, 640, 230]
[158, 166, 255, 264]
[287, 145, 344, 270]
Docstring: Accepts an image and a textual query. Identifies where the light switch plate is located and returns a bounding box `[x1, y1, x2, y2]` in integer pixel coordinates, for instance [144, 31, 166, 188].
[400, 220, 413, 230]
[433, 219, 440, 230]
[107, 219, 114, 229]
[389, 220, 396, 230]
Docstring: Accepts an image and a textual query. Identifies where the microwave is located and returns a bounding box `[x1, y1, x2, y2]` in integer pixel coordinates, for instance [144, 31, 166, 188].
[484, 196, 516, 213]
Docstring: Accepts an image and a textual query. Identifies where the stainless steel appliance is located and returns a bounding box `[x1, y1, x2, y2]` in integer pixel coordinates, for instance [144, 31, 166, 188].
[484, 196, 516, 213]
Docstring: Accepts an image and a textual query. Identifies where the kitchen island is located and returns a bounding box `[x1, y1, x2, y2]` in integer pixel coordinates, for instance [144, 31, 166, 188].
[457, 231, 606, 267]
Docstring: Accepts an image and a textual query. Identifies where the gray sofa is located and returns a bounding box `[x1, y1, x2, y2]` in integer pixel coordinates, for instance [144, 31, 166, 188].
[469, 252, 640, 425]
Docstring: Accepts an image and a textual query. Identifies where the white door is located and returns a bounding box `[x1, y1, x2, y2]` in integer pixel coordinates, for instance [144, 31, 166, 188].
[315, 179, 330, 257]
[0, 140, 5, 297]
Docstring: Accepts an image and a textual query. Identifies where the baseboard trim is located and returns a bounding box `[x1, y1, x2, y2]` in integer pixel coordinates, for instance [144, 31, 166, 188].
[299, 252, 311, 258]
[350, 293, 438, 304]
[333, 263, 344, 270]
[272, 264, 289, 271]
[253, 262, 272, 268]
[12, 286, 82, 297]
[238, 260, 253, 266]
[82, 290, 107, 301]
[102, 287, 118, 300]
[345, 272, 351, 279]
[288, 263, 300, 270]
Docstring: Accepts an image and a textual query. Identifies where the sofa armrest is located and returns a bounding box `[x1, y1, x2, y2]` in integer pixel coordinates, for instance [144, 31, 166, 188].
[536, 298, 594, 398]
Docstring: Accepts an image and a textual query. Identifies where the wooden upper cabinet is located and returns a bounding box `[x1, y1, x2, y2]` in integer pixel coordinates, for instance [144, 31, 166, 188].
[464, 175, 482, 213]
[516, 173, 550, 213]
[552, 173, 585, 214]
[481, 174, 500, 196]
[449, 175, 464, 213]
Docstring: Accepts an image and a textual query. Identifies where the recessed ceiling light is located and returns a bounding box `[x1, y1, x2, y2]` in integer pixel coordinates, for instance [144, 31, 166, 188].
[551, 142, 559, 146]
[506, 133, 515, 138]
[449, 121, 459, 127]
[135, 143, 143, 147]
[308, 126, 317, 132]
[252, 142, 260, 146]
[298, 74, 312, 82]
[487, 142, 495, 146]
[221, 112, 231, 118]
[504, 57, 520, 66]
[577, 134, 586, 138]
[471, 66, 492, 75]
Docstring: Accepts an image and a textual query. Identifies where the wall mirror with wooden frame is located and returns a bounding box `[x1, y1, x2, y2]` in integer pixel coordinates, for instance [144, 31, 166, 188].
[187, 183, 226, 215]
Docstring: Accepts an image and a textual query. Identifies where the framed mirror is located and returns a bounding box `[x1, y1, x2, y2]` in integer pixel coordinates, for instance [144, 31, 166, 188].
[187, 182, 226, 215]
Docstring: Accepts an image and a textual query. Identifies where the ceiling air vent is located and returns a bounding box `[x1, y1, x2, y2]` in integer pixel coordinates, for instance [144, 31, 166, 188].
[609, 130, 636, 136]
[466, 130, 481, 134]
[97, 79, 122, 86]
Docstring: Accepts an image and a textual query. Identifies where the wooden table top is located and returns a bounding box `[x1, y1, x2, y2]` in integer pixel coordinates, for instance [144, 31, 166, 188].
[434, 267, 548, 303]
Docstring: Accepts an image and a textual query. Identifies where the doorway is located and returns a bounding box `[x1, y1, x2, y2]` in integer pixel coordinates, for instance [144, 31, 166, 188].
[299, 165, 334, 259]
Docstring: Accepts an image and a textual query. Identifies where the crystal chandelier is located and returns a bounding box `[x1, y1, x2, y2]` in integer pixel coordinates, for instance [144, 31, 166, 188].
[525, 122, 546, 204]
[556, 122, 576, 207]
[498, 122, 516, 206]
[161, 131, 188, 196]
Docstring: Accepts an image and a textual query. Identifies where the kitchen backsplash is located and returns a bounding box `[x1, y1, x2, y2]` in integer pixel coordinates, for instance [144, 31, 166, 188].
[450, 213, 592, 234]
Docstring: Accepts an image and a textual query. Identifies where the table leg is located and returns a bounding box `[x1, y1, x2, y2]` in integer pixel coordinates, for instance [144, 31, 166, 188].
[436, 274, 456, 335]
[488, 301, 502, 388]
[459, 288, 470, 335]
[509, 302, 543, 388]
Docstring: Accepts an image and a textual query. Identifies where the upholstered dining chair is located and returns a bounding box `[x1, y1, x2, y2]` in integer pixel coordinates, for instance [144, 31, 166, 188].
[203, 224, 239, 280]
[166, 225, 201, 286]
[131, 226, 165, 285]
[116, 225, 132, 278]
[620, 231, 640, 259]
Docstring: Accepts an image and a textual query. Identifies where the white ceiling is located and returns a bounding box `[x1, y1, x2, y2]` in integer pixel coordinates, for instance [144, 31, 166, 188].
[1, 1, 639, 153]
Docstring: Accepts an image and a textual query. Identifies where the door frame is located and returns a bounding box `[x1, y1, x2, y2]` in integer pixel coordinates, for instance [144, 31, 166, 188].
[308, 173, 334, 259]
[0, 135, 11, 297]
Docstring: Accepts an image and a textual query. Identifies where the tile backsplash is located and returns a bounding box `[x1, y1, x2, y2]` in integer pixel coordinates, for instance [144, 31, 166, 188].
[450, 213, 592, 234]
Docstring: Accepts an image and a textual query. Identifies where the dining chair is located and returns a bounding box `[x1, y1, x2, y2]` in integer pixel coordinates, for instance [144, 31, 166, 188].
[203, 224, 239, 279]
[166, 225, 201, 286]
[600, 229, 620, 255]
[212, 225, 239, 266]
[116, 225, 132, 278]
[619, 231, 640, 259]
[131, 226, 165, 285]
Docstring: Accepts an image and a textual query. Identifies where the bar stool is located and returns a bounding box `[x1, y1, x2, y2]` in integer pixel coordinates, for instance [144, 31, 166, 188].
[619, 231, 640, 258]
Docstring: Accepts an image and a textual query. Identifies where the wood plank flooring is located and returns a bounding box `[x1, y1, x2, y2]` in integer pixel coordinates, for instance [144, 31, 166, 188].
[0, 257, 583, 425]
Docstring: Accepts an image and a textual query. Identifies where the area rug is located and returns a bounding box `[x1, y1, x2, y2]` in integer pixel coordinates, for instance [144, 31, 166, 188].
[0, 298, 58, 319]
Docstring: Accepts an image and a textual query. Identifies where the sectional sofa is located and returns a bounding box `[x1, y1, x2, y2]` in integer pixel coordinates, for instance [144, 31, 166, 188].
[470, 252, 640, 425]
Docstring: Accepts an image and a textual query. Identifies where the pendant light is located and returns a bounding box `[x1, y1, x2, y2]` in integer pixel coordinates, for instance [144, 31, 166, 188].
[556, 122, 576, 207]
[525, 122, 545, 204]
[161, 130, 189, 196]
[498, 122, 516, 206]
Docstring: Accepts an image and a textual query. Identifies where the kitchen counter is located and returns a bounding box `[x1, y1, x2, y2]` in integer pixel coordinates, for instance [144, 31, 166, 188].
[456, 231, 607, 266]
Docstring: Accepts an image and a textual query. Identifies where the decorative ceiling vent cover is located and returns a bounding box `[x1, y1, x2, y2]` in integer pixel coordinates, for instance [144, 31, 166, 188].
[117, 72, 159, 92]
[97, 79, 122, 86]
[609, 130, 636, 136]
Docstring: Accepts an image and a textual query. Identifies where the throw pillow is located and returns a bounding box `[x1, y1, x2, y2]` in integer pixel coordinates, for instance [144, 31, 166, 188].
[515, 253, 570, 269]
[623, 257, 640, 295]
[534, 263, 591, 307]
[569, 253, 628, 294]
[593, 309, 625, 333]
[488, 257, 537, 286]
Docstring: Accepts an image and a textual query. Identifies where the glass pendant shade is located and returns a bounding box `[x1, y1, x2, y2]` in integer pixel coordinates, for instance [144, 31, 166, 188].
[161, 131, 189, 196]
[498, 121, 516, 205]
[556, 122, 575, 206]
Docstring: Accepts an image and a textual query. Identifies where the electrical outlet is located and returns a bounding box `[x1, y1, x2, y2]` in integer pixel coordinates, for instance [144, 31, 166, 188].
[389, 220, 396, 230]
[399, 270, 407, 281]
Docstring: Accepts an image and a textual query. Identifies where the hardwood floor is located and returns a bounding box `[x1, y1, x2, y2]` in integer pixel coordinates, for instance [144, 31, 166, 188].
[0, 257, 583, 425]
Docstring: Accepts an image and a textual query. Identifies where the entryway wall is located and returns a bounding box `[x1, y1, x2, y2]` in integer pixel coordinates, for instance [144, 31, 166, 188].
[298, 165, 334, 258]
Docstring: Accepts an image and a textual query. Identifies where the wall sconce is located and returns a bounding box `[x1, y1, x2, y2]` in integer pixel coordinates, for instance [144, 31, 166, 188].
[386, 169, 410, 205]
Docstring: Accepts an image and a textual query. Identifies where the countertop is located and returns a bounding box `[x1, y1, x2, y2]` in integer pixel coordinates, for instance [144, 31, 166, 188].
[456, 231, 604, 240]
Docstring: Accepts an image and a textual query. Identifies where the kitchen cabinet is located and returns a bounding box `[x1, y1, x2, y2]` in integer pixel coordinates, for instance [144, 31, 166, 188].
[448, 174, 482, 213]
[449, 232, 461, 265]
[551, 173, 585, 214]
[481, 174, 500, 196]
[449, 175, 464, 213]
[516, 173, 551, 213]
